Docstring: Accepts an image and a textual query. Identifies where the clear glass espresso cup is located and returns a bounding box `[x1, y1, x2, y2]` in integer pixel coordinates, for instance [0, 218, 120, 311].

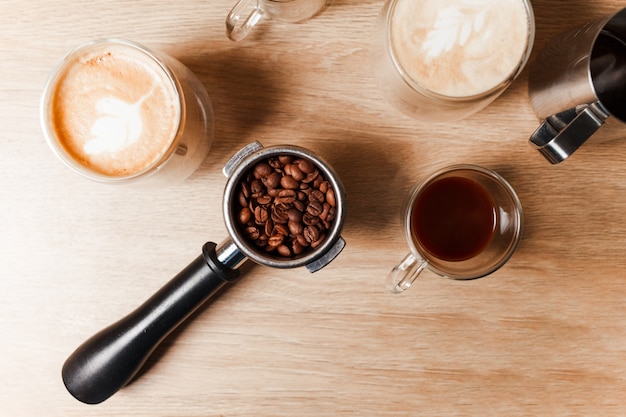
[41, 39, 214, 188]
[226, 0, 327, 42]
[370, 0, 535, 122]
[388, 165, 523, 293]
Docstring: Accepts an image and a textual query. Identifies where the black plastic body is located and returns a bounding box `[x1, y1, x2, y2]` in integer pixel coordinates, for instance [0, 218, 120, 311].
[62, 242, 240, 404]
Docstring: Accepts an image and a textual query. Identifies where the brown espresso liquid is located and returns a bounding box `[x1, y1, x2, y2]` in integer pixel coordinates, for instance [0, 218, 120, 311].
[411, 176, 496, 262]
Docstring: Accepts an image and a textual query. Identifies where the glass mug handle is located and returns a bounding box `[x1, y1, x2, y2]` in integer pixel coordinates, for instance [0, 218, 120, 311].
[387, 253, 428, 294]
[226, 0, 266, 42]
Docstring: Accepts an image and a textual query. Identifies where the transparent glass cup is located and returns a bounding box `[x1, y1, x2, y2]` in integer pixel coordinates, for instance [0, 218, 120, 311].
[370, 0, 535, 122]
[388, 165, 523, 293]
[226, 0, 327, 42]
[40, 39, 214, 188]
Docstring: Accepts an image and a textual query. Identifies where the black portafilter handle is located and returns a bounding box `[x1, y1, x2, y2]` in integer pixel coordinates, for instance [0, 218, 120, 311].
[62, 241, 241, 405]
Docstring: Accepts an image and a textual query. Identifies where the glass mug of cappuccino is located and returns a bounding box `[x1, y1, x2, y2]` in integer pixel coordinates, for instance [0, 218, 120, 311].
[370, 0, 535, 122]
[388, 165, 523, 293]
[226, 0, 327, 42]
[41, 39, 214, 187]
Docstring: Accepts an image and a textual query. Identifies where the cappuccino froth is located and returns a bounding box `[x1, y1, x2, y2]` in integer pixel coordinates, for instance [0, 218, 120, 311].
[390, 0, 530, 98]
[50, 43, 180, 177]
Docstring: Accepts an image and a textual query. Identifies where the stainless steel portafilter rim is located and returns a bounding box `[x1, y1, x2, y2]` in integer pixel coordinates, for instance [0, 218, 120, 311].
[222, 142, 346, 270]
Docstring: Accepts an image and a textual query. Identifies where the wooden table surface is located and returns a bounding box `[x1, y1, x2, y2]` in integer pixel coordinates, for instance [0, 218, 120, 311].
[3, 0, 626, 415]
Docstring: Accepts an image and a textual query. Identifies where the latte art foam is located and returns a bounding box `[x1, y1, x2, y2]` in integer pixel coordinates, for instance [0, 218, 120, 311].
[390, 0, 530, 97]
[50, 44, 180, 177]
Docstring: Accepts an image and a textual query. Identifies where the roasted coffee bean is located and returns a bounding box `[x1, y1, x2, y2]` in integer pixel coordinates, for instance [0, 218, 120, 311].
[302, 213, 320, 226]
[268, 234, 284, 247]
[271, 205, 290, 224]
[245, 226, 260, 240]
[287, 208, 302, 222]
[238, 191, 248, 208]
[302, 169, 319, 184]
[285, 164, 305, 181]
[254, 162, 272, 179]
[311, 233, 326, 249]
[304, 225, 320, 243]
[277, 189, 297, 204]
[297, 159, 315, 174]
[280, 175, 299, 190]
[288, 220, 304, 236]
[310, 189, 325, 203]
[239, 207, 252, 224]
[319, 202, 331, 221]
[262, 172, 280, 189]
[251, 179, 264, 195]
[235, 154, 337, 258]
[326, 189, 336, 207]
[296, 233, 309, 247]
[268, 157, 283, 169]
[279, 155, 292, 165]
[277, 244, 291, 257]
[294, 200, 306, 212]
[292, 241, 304, 255]
[254, 206, 269, 224]
[257, 195, 272, 205]
[274, 222, 289, 236]
[306, 201, 324, 216]
[264, 219, 274, 237]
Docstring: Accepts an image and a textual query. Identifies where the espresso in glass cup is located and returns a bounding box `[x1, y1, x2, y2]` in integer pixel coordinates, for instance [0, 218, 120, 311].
[41, 39, 214, 187]
[388, 165, 523, 293]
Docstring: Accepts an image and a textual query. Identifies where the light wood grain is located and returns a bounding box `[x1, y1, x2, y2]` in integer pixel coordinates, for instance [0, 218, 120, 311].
[3, 0, 626, 416]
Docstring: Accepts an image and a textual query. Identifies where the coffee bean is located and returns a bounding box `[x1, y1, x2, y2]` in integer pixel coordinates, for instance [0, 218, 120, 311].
[288, 220, 304, 236]
[274, 222, 289, 236]
[279, 155, 293, 165]
[326, 189, 336, 207]
[277, 189, 297, 204]
[245, 226, 260, 240]
[302, 169, 319, 184]
[251, 179, 264, 195]
[271, 205, 289, 224]
[280, 175, 299, 190]
[302, 213, 319, 226]
[254, 162, 272, 179]
[287, 208, 302, 222]
[277, 244, 291, 257]
[256, 195, 272, 205]
[306, 201, 324, 217]
[239, 207, 252, 224]
[311, 233, 326, 249]
[254, 206, 269, 224]
[268, 234, 284, 247]
[297, 159, 315, 174]
[235, 154, 337, 258]
[292, 241, 304, 255]
[310, 189, 325, 204]
[304, 225, 320, 243]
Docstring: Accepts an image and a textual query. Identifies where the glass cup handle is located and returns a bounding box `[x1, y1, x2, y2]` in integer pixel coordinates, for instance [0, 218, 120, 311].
[226, 0, 265, 42]
[387, 253, 428, 294]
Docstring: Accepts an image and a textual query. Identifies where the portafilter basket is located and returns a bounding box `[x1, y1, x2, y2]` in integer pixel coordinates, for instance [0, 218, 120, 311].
[61, 141, 346, 404]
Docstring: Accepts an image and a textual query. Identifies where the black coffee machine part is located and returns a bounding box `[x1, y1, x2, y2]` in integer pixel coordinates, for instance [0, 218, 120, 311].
[61, 241, 242, 404]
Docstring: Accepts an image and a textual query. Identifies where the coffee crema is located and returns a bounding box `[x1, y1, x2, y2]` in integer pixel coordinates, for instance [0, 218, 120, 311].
[49, 42, 181, 177]
[390, 0, 530, 97]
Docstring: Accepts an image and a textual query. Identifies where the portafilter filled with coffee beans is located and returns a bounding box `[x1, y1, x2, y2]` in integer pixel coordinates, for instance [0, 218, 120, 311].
[61, 141, 346, 404]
